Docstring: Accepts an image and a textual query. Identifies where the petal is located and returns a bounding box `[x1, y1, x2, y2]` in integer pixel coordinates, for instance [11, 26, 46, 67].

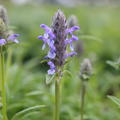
[40, 24, 51, 33]
[44, 33, 49, 39]
[48, 61, 55, 69]
[70, 26, 80, 32]
[7, 34, 20, 40]
[13, 39, 19, 44]
[48, 32, 55, 39]
[47, 39, 54, 46]
[64, 52, 77, 59]
[38, 36, 43, 40]
[40, 24, 49, 30]
[66, 26, 80, 34]
[40, 24, 55, 39]
[38, 33, 48, 40]
[65, 38, 72, 45]
[70, 43, 74, 51]
[7, 34, 20, 44]
[38, 34, 49, 50]
[42, 43, 46, 50]
[47, 39, 56, 51]
[72, 35, 78, 41]
[0, 39, 6, 45]
[14, 34, 20, 37]
[48, 69, 55, 75]
[47, 50, 56, 59]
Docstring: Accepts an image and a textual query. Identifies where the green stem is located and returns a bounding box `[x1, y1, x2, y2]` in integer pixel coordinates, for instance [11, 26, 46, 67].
[6, 48, 12, 82]
[54, 74, 61, 120]
[80, 80, 86, 120]
[0, 47, 8, 120]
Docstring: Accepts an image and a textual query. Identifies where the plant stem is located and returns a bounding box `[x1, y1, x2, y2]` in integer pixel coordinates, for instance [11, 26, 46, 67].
[54, 73, 61, 120]
[6, 48, 12, 82]
[0, 47, 8, 120]
[80, 80, 86, 120]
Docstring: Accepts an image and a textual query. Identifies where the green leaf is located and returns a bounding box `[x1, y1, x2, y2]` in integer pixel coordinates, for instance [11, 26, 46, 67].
[46, 74, 55, 85]
[40, 59, 48, 64]
[11, 105, 46, 120]
[0, 114, 2, 119]
[21, 111, 41, 120]
[107, 58, 120, 70]
[108, 95, 120, 107]
[80, 35, 103, 42]
[63, 70, 72, 77]
[107, 61, 118, 70]
[0, 103, 2, 110]
[25, 91, 44, 97]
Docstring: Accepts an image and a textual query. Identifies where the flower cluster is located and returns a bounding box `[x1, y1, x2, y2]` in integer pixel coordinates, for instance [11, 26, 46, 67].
[38, 10, 80, 75]
[0, 33, 19, 46]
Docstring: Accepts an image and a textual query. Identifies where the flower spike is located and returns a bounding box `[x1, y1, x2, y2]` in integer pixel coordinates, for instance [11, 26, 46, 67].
[38, 9, 80, 74]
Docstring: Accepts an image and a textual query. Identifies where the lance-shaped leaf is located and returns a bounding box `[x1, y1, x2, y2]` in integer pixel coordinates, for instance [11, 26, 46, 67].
[108, 95, 120, 107]
[11, 105, 46, 120]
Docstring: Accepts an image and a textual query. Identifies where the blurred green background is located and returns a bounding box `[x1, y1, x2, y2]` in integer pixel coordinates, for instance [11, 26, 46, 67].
[0, 0, 120, 120]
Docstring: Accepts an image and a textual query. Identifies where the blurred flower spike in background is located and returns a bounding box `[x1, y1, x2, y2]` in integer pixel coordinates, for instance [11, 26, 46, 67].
[0, 5, 20, 47]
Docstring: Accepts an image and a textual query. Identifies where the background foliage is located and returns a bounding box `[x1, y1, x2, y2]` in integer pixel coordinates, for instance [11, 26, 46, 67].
[0, 2, 120, 120]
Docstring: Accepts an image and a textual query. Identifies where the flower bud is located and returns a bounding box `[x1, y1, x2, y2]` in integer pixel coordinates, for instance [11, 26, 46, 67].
[0, 5, 8, 25]
[80, 58, 92, 80]
[0, 18, 7, 38]
[67, 15, 78, 28]
[75, 40, 83, 57]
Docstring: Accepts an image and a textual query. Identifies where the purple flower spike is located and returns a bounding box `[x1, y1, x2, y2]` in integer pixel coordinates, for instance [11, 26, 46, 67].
[0, 39, 6, 46]
[38, 9, 80, 75]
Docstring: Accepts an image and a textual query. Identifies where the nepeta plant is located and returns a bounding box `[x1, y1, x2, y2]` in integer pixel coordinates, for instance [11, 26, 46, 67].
[107, 58, 120, 107]
[0, 5, 19, 120]
[38, 9, 80, 120]
[80, 59, 92, 120]
[80, 58, 92, 120]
